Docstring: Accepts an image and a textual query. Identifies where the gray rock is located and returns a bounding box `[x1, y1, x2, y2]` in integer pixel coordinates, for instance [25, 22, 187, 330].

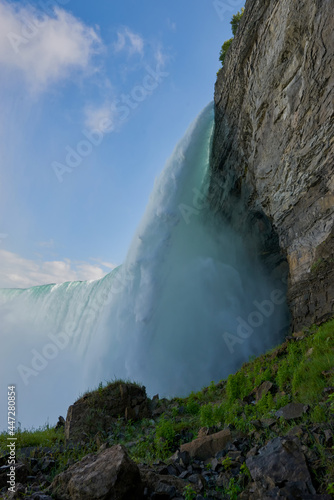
[151, 481, 176, 498]
[0, 463, 29, 489]
[211, 0, 334, 330]
[255, 381, 273, 401]
[50, 444, 142, 500]
[324, 429, 333, 446]
[246, 437, 315, 494]
[275, 402, 308, 419]
[170, 449, 190, 467]
[65, 382, 151, 444]
[179, 429, 232, 461]
[139, 465, 192, 499]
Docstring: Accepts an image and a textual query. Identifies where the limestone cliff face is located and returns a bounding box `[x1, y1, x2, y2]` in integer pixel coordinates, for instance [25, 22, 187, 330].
[211, 0, 334, 330]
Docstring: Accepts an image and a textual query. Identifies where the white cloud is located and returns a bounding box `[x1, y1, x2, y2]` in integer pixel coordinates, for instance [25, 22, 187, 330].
[0, 1, 102, 91]
[99, 261, 117, 269]
[166, 19, 176, 31]
[38, 239, 55, 248]
[84, 102, 116, 133]
[113, 27, 144, 56]
[0, 249, 117, 289]
[154, 45, 168, 70]
[91, 258, 118, 270]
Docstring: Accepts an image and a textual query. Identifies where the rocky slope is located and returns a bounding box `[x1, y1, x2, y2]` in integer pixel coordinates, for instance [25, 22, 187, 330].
[1, 319, 333, 499]
[210, 0, 334, 330]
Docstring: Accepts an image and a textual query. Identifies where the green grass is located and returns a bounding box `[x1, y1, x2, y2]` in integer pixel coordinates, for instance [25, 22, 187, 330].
[79, 377, 143, 402]
[0, 425, 63, 452]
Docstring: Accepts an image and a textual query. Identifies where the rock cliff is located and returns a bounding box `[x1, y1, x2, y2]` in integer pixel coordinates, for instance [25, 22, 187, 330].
[211, 0, 334, 330]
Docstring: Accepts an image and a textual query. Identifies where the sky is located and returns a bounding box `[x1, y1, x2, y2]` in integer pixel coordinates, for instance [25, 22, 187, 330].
[0, 0, 244, 289]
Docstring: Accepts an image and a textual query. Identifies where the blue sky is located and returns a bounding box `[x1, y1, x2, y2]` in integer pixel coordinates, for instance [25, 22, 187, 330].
[0, 0, 244, 288]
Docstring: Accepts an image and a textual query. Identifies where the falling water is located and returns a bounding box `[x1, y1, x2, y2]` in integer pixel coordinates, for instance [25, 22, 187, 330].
[0, 103, 289, 429]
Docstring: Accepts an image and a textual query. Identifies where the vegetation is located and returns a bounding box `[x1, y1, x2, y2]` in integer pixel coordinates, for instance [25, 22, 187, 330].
[183, 484, 197, 500]
[219, 38, 233, 66]
[219, 7, 245, 67]
[1, 318, 334, 496]
[79, 377, 142, 401]
[0, 424, 62, 451]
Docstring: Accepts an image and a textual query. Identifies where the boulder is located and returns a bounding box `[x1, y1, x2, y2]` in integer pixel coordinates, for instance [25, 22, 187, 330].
[178, 429, 232, 461]
[170, 450, 190, 467]
[65, 382, 151, 443]
[275, 402, 308, 420]
[0, 463, 29, 489]
[244, 381, 274, 405]
[139, 466, 194, 499]
[243, 482, 332, 500]
[255, 381, 273, 401]
[246, 437, 315, 495]
[51, 445, 142, 500]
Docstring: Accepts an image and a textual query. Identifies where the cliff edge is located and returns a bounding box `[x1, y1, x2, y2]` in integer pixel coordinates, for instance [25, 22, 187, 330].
[211, 0, 334, 330]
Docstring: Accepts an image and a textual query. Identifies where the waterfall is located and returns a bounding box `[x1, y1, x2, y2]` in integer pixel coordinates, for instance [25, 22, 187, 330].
[0, 103, 289, 430]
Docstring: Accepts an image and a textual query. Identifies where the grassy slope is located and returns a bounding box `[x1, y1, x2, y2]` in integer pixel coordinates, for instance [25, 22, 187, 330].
[1, 319, 334, 496]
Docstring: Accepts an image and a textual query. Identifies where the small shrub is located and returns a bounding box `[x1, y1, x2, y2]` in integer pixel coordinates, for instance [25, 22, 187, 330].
[226, 371, 251, 401]
[231, 8, 245, 36]
[254, 367, 273, 387]
[183, 484, 197, 500]
[240, 462, 251, 478]
[219, 7, 245, 67]
[327, 483, 334, 495]
[155, 419, 175, 443]
[186, 398, 200, 416]
[226, 476, 242, 499]
[213, 404, 225, 424]
[208, 380, 218, 395]
[256, 391, 275, 416]
[200, 404, 215, 427]
[154, 418, 176, 456]
[131, 435, 155, 463]
[221, 455, 233, 470]
[219, 38, 233, 66]
[171, 407, 179, 418]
